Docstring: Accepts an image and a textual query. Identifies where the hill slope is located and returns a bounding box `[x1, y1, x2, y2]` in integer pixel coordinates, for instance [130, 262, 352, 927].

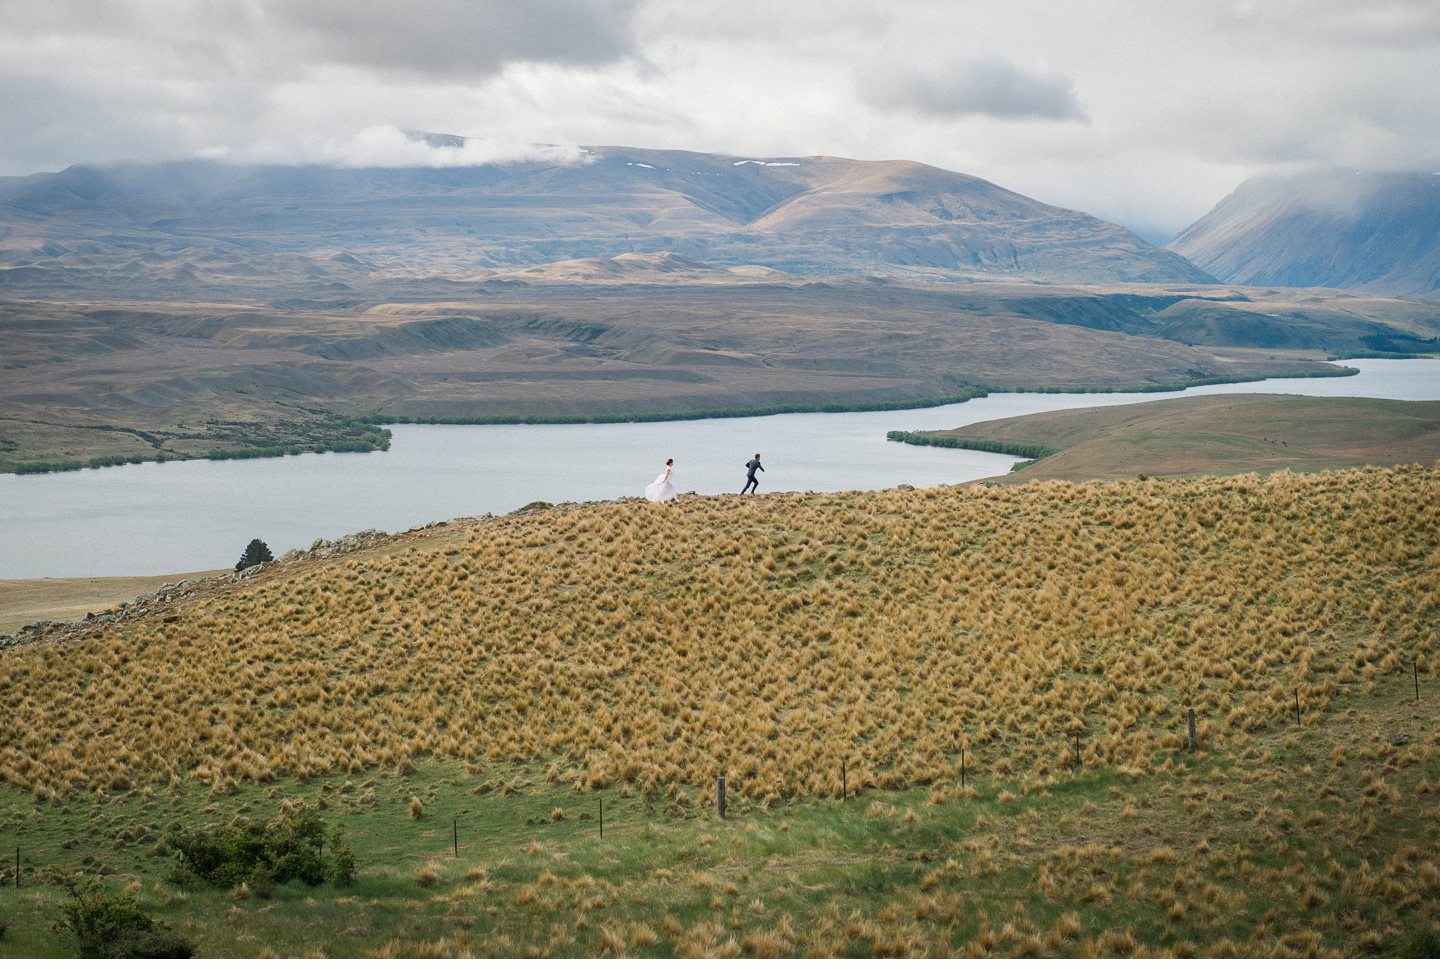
[0, 469, 1436, 957]
[0, 148, 1211, 287]
[892, 395, 1440, 480]
[4, 467, 1435, 797]
[1170, 169, 1440, 299]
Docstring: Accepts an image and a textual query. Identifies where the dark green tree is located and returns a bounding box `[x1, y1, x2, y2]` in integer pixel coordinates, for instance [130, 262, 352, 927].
[167, 805, 356, 890]
[235, 538, 274, 572]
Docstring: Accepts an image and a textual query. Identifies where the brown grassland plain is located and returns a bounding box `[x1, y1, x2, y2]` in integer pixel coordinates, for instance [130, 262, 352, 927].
[0, 282, 1364, 472]
[0, 571, 225, 634]
[0, 466, 1437, 956]
[901, 395, 1440, 482]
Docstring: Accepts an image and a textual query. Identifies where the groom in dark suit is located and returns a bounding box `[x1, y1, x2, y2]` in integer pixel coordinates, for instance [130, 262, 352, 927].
[741, 453, 764, 494]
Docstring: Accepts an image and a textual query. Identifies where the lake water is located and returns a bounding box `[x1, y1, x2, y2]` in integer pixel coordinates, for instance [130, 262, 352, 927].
[2, 358, 1436, 579]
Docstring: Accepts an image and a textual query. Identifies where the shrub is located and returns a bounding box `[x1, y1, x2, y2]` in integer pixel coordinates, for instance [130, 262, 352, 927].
[167, 806, 355, 890]
[249, 863, 276, 900]
[885, 431, 1057, 460]
[52, 870, 194, 959]
[235, 538, 275, 572]
[326, 836, 357, 888]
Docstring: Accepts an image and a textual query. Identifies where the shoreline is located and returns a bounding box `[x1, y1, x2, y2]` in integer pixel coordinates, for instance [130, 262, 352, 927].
[0, 525, 420, 639]
[5, 364, 1356, 477]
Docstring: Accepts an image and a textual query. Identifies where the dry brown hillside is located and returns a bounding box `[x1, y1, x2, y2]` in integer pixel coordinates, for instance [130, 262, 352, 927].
[2, 465, 1435, 801]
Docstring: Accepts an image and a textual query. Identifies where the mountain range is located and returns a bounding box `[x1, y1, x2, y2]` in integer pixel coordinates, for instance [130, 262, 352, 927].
[6, 149, 1437, 301]
[1170, 169, 1440, 300]
[0, 147, 1209, 293]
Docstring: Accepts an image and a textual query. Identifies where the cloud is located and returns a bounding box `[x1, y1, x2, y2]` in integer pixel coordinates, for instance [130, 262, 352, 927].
[638, 0, 889, 45]
[0, 0, 641, 83]
[270, 0, 641, 79]
[1227, 0, 1440, 45]
[859, 56, 1087, 122]
[314, 125, 586, 168]
[0, 0, 1438, 236]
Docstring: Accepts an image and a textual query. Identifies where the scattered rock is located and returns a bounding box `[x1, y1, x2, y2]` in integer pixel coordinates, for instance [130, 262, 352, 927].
[279, 529, 390, 563]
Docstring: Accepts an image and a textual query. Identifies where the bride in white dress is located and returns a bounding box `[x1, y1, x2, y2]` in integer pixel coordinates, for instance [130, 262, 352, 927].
[645, 458, 678, 503]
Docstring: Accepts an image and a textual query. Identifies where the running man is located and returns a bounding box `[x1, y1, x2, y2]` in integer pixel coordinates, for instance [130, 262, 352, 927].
[741, 453, 764, 494]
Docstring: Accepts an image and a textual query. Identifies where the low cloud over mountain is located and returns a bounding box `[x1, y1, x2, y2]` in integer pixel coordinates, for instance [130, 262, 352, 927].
[0, 146, 1210, 286]
[1170, 168, 1440, 299]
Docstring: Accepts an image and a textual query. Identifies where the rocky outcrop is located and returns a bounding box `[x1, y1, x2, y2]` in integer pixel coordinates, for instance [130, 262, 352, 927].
[1, 576, 211, 649]
[279, 529, 391, 563]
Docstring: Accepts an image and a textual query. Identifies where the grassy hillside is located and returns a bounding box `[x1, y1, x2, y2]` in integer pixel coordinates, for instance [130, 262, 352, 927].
[892, 395, 1440, 481]
[1, 468, 1437, 956]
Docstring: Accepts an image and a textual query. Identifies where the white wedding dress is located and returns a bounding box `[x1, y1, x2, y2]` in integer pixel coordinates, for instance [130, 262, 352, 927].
[645, 465, 678, 503]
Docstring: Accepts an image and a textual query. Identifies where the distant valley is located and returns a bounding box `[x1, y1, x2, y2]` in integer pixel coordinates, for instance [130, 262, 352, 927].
[1, 148, 1437, 472]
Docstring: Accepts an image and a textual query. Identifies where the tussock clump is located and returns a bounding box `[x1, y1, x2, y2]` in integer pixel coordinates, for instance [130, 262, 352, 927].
[628, 923, 659, 948]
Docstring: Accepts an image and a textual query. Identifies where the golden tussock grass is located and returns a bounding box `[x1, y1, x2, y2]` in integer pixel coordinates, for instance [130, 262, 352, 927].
[1, 466, 1436, 802]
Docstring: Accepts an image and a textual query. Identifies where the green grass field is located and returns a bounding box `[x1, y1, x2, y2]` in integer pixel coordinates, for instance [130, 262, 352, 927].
[2, 670, 1435, 958]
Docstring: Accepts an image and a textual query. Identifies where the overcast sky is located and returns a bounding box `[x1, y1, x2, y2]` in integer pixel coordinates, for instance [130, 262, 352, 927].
[2, 0, 1438, 239]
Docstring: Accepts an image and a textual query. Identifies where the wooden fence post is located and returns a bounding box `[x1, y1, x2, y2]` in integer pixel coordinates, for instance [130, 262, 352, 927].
[1187, 707, 1198, 751]
[717, 775, 726, 819]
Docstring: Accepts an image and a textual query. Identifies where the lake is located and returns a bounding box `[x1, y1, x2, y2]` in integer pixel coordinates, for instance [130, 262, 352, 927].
[2, 358, 1437, 579]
